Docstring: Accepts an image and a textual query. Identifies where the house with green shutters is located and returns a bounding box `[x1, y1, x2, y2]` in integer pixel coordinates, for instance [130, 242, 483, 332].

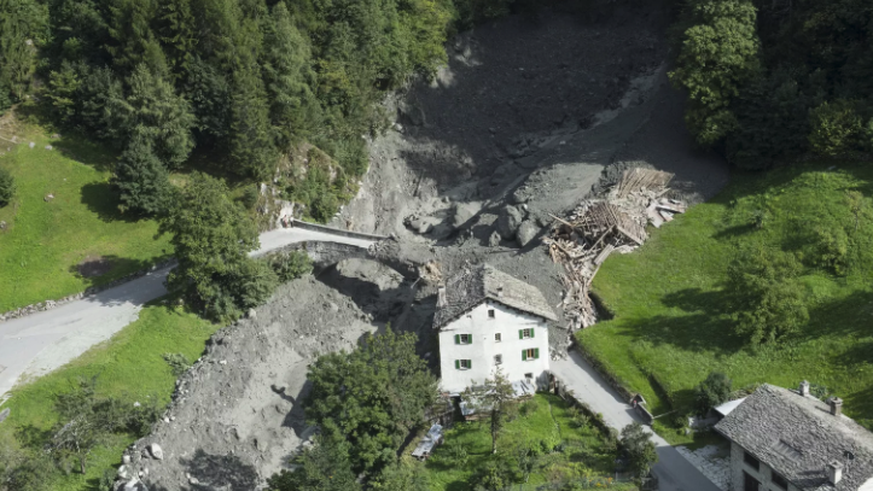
[434, 264, 557, 394]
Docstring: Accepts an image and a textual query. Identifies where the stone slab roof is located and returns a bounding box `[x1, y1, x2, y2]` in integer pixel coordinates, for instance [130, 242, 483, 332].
[714, 384, 873, 491]
[432, 264, 558, 330]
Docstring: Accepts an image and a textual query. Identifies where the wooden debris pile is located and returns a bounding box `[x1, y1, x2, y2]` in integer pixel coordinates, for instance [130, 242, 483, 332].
[545, 168, 687, 332]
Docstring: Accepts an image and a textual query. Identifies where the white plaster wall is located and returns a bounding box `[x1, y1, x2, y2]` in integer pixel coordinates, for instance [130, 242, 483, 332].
[728, 440, 800, 491]
[439, 300, 550, 394]
[860, 477, 873, 491]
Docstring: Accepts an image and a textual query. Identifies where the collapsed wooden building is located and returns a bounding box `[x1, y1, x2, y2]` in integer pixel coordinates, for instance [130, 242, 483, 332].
[545, 168, 686, 334]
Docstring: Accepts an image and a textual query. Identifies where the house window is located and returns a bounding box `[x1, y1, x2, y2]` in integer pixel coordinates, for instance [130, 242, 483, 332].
[494, 333, 502, 342]
[521, 348, 539, 361]
[455, 359, 472, 370]
[488, 309, 495, 318]
[519, 328, 534, 339]
[494, 354, 502, 365]
[454, 334, 472, 345]
[743, 471, 760, 491]
[525, 372, 533, 379]
[771, 472, 787, 490]
[744, 451, 760, 472]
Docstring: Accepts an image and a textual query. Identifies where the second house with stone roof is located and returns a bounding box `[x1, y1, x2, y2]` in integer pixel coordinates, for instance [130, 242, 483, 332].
[434, 264, 558, 394]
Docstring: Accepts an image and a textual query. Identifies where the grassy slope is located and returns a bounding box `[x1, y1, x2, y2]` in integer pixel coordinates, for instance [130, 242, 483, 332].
[424, 394, 631, 490]
[0, 304, 217, 490]
[0, 126, 172, 312]
[579, 161, 873, 443]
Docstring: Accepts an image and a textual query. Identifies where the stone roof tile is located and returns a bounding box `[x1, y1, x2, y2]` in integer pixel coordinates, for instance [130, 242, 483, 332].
[714, 384, 873, 491]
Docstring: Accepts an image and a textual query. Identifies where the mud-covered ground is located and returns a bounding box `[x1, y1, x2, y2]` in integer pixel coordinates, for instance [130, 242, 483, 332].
[129, 2, 730, 489]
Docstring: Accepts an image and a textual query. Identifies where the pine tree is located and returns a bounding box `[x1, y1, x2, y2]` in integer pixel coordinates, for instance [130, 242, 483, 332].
[113, 133, 173, 216]
[110, 63, 195, 167]
[261, 1, 321, 147]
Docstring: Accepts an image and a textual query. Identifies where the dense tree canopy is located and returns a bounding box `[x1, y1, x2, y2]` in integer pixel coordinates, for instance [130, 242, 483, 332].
[673, 0, 873, 168]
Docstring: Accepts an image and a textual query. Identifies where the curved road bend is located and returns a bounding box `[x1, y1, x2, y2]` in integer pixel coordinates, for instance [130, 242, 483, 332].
[551, 350, 722, 491]
[0, 227, 377, 399]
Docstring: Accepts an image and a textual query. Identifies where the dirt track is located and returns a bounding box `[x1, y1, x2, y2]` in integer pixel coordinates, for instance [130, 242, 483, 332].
[129, 3, 730, 489]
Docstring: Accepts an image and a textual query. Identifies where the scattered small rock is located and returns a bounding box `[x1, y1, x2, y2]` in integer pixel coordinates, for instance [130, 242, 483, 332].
[44, 193, 54, 202]
[488, 230, 502, 247]
[45, 145, 53, 151]
[28, 142, 34, 149]
[246, 308, 257, 319]
[0, 408, 10, 424]
[0, 221, 6, 230]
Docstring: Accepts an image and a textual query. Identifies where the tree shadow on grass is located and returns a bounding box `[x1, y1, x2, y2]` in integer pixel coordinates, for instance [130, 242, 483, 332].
[52, 135, 116, 173]
[80, 181, 141, 223]
[614, 287, 742, 357]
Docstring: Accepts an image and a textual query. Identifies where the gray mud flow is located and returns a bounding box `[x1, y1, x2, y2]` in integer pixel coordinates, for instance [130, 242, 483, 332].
[130, 3, 729, 489]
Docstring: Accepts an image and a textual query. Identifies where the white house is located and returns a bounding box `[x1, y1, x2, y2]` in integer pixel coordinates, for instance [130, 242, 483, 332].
[434, 264, 558, 394]
[714, 382, 873, 491]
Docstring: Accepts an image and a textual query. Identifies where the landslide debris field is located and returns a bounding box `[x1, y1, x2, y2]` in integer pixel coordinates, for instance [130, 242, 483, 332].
[130, 4, 729, 490]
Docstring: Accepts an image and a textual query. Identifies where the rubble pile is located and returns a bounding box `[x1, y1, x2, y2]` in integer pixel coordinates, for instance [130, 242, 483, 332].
[545, 168, 686, 333]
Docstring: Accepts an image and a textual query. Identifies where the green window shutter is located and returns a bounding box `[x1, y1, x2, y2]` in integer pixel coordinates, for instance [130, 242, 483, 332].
[468, 360, 472, 369]
[455, 360, 460, 370]
[534, 348, 540, 359]
[519, 329, 523, 340]
[455, 334, 460, 344]
[522, 350, 527, 361]
[469, 336, 473, 345]
[531, 328, 535, 338]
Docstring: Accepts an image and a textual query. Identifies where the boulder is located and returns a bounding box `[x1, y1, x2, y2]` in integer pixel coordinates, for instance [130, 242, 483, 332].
[496, 205, 523, 240]
[516, 220, 540, 247]
[147, 443, 163, 460]
[117, 464, 133, 480]
[451, 202, 481, 229]
[123, 478, 148, 491]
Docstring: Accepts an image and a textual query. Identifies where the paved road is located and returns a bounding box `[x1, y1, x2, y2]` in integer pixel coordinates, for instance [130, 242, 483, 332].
[551, 350, 722, 491]
[0, 227, 377, 399]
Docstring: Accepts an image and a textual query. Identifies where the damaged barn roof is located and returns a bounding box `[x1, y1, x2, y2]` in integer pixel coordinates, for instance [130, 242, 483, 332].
[433, 263, 558, 330]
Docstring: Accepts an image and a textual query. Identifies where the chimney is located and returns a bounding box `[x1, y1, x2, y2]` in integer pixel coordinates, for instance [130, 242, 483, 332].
[437, 286, 447, 308]
[496, 286, 504, 297]
[827, 461, 843, 485]
[828, 397, 843, 417]
[799, 380, 810, 397]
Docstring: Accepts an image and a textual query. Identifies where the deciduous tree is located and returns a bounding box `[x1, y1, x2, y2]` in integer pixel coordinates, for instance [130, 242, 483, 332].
[305, 327, 438, 474]
[160, 172, 277, 321]
[620, 422, 658, 484]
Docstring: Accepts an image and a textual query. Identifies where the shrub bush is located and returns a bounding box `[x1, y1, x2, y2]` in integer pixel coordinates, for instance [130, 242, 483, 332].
[694, 371, 732, 415]
[162, 352, 191, 377]
[267, 250, 313, 282]
[808, 100, 864, 156]
[0, 166, 15, 207]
